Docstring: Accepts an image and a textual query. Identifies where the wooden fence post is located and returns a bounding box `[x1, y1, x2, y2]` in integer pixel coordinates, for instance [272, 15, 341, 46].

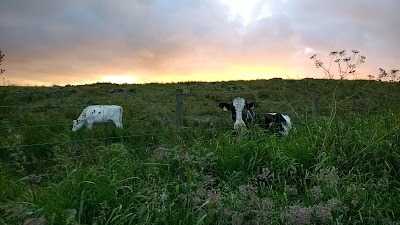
[176, 89, 184, 127]
[312, 95, 319, 117]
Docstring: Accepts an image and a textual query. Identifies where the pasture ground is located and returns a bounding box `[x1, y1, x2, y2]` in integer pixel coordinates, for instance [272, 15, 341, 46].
[1, 79, 400, 224]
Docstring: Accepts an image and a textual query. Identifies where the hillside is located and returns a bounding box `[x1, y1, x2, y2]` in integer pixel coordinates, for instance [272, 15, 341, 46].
[1, 78, 399, 126]
[1, 78, 400, 224]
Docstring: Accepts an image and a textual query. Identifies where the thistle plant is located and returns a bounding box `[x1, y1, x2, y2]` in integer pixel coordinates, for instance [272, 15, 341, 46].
[0, 50, 6, 86]
[378, 68, 399, 109]
[378, 68, 399, 82]
[309, 50, 367, 150]
[310, 50, 366, 80]
[0, 50, 5, 75]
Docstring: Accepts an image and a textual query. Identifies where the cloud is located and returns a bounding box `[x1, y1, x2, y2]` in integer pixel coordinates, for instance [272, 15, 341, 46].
[0, 0, 399, 85]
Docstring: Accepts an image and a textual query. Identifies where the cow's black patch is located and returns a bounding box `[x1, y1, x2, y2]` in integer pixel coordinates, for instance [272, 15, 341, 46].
[263, 113, 286, 136]
[219, 101, 258, 127]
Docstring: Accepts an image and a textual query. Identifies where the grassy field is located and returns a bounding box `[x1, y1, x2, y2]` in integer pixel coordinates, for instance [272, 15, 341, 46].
[1, 78, 400, 224]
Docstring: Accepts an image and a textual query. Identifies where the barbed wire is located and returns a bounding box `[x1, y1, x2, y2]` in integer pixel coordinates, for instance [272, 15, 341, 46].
[1, 89, 394, 151]
[0, 106, 388, 131]
[0, 126, 234, 174]
[0, 126, 234, 149]
[1, 143, 162, 168]
[1, 117, 162, 130]
[1, 85, 398, 184]
[0, 98, 378, 108]
[0, 104, 86, 108]
[0, 101, 178, 108]
[2, 157, 170, 182]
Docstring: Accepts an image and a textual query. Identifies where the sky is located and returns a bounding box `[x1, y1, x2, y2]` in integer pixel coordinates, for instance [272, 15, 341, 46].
[0, 0, 399, 86]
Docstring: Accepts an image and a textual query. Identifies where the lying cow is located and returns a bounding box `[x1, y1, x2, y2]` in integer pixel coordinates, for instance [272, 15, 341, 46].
[72, 105, 123, 132]
[219, 97, 292, 136]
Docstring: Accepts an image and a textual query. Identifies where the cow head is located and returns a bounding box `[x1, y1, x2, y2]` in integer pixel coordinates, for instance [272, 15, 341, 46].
[72, 119, 85, 132]
[219, 97, 259, 130]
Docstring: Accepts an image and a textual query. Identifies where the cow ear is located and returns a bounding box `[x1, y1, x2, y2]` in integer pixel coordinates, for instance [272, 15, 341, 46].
[219, 103, 231, 112]
[248, 102, 259, 110]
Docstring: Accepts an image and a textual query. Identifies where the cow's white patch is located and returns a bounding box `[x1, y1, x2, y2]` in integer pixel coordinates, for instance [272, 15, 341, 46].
[232, 97, 246, 129]
[72, 105, 123, 132]
[266, 112, 292, 136]
[281, 114, 292, 136]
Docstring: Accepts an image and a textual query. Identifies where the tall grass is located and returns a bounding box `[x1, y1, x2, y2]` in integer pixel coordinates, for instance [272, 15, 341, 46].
[1, 80, 400, 224]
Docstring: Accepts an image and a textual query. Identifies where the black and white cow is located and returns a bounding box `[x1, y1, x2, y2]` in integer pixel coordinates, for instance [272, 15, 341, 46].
[219, 97, 292, 136]
[219, 97, 258, 130]
[263, 112, 292, 136]
[72, 105, 123, 132]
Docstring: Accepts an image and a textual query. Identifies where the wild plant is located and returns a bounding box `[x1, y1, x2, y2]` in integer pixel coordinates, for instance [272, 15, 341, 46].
[307, 50, 400, 223]
[309, 50, 367, 150]
[310, 50, 366, 80]
[0, 50, 5, 75]
[0, 49, 7, 86]
[378, 68, 400, 82]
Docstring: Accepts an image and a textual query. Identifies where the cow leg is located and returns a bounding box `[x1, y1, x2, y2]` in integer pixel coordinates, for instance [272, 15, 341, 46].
[87, 122, 93, 129]
[114, 120, 122, 128]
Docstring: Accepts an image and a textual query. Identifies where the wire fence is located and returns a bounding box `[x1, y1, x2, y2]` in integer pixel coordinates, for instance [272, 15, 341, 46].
[0, 92, 392, 118]
[1, 86, 397, 155]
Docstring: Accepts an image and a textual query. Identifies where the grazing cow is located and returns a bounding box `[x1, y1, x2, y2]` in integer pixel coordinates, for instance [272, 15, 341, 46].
[72, 105, 123, 132]
[219, 97, 292, 136]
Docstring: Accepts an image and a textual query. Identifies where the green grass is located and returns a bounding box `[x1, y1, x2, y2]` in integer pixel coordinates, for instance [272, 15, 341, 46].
[1, 79, 400, 224]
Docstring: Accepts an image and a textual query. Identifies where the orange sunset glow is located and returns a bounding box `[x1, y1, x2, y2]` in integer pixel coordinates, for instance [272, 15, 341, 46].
[0, 1, 399, 86]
